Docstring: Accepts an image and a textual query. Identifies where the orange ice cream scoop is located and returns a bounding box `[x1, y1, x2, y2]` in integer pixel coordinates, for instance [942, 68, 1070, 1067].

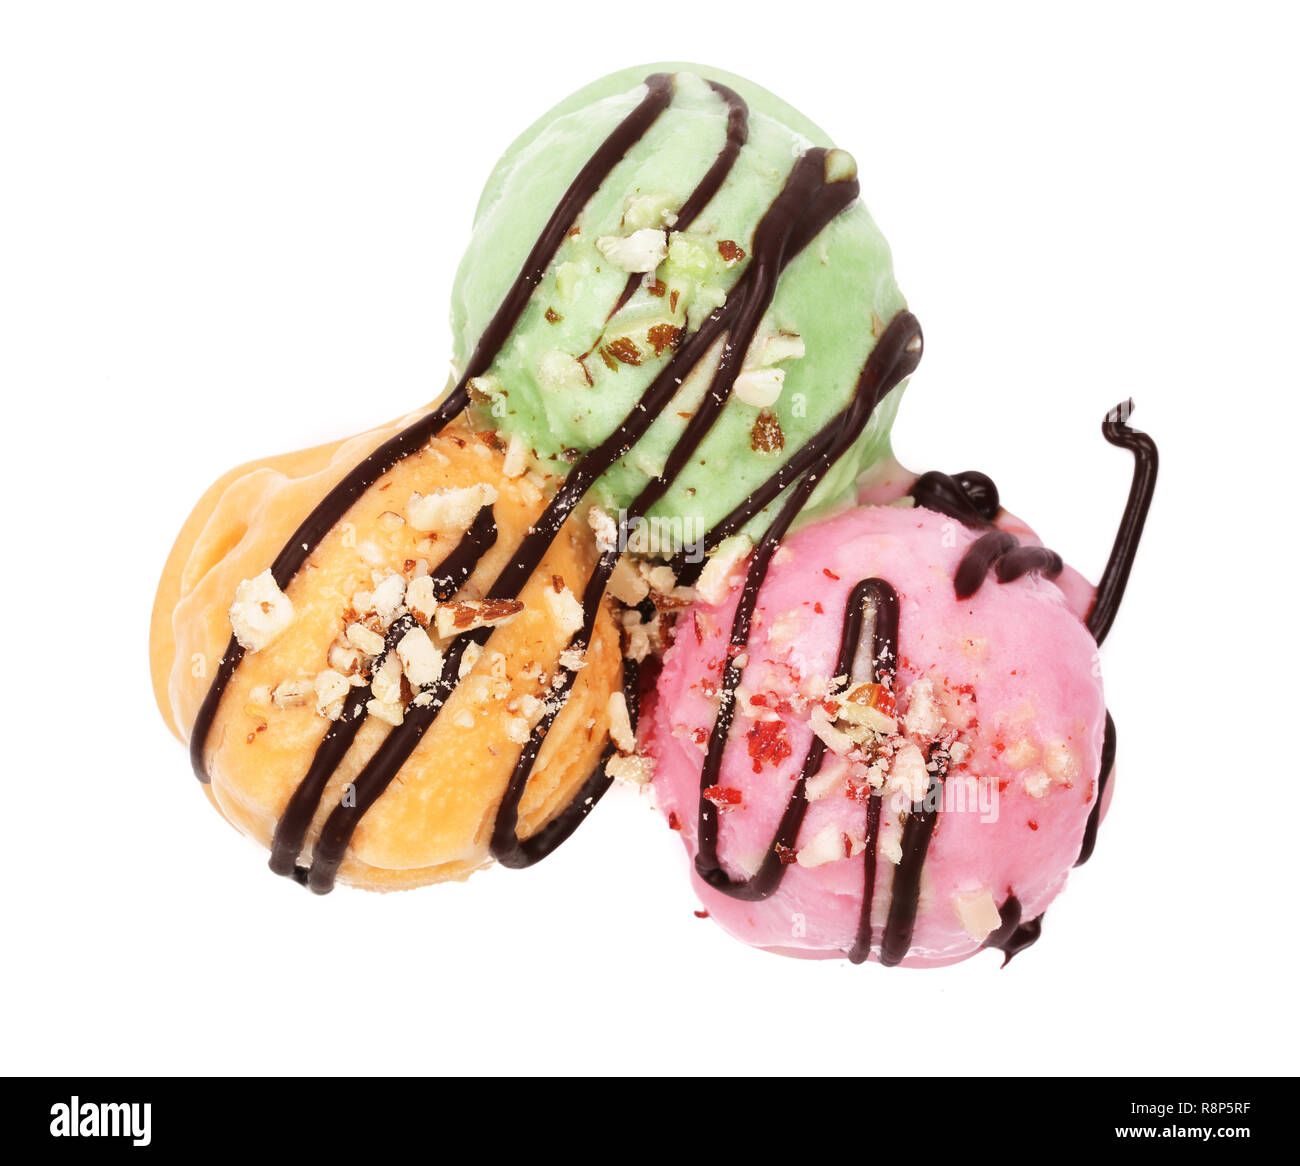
[150, 412, 623, 892]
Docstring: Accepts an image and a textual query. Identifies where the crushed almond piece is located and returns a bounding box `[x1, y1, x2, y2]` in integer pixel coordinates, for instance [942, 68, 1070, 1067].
[695, 535, 752, 606]
[733, 368, 784, 408]
[953, 888, 1002, 942]
[435, 598, 524, 638]
[366, 698, 404, 727]
[502, 433, 528, 478]
[607, 692, 636, 753]
[314, 669, 350, 720]
[543, 582, 584, 638]
[595, 228, 667, 273]
[271, 678, 313, 708]
[608, 556, 649, 604]
[404, 575, 438, 626]
[345, 622, 385, 658]
[405, 483, 498, 534]
[607, 753, 654, 786]
[229, 570, 294, 652]
[397, 626, 443, 688]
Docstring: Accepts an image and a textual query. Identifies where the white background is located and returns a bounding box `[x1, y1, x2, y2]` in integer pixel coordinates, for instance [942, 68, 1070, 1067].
[3, 1, 1296, 1077]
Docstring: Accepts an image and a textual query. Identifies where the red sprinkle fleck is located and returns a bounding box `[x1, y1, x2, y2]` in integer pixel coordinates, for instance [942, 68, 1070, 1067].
[703, 785, 744, 809]
[667, 812, 682, 832]
[814, 602, 824, 614]
[746, 720, 792, 773]
[692, 727, 708, 746]
[693, 611, 706, 645]
[1028, 819, 1039, 831]
[693, 909, 710, 919]
[823, 568, 840, 580]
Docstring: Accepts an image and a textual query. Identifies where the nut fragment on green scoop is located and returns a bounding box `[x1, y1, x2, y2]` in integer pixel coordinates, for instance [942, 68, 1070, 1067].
[450, 63, 909, 549]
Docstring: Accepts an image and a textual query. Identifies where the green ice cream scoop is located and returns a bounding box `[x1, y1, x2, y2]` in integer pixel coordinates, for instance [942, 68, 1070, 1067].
[450, 63, 911, 551]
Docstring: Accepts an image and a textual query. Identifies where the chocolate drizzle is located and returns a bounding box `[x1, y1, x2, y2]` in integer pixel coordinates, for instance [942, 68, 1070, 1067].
[1075, 709, 1116, 867]
[1087, 400, 1158, 645]
[981, 895, 1043, 965]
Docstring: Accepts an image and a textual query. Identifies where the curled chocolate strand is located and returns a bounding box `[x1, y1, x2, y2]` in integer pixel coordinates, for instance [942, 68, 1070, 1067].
[954, 530, 1018, 599]
[1087, 400, 1158, 645]
[995, 544, 1064, 585]
[980, 895, 1043, 966]
[1075, 710, 1116, 866]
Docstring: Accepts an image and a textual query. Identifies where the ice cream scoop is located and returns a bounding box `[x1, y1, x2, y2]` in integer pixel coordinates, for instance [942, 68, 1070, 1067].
[644, 404, 1156, 965]
[451, 64, 909, 547]
[151, 417, 623, 890]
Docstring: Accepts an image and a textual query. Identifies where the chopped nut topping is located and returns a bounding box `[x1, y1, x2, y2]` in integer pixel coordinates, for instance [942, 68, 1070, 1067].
[1023, 768, 1052, 798]
[434, 598, 524, 638]
[504, 716, 531, 744]
[314, 669, 350, 720]
[1004, 738, 1040, 770]
[716, 239, 746, 265]
[596, 228, 668, 273]
[797, 825, 863, 868]
[750, 410, 784, 454]
[608, 556, 649, 604]
[544, 306, 562, 324]
[902, 677, 944, 741]
[366, 698, 404, 727]
[404, 575, 438, 627]
[271, 678, 313, 708]
[607, 692, 636, 753]
[603, 337, 642, 366]
[558, 646, 587, 672]
[1044, 740, 1080, 784]
[345, 622, 385, 658]
[543, 582, 584, 638]
[607, 753, 654, 786]
[733, 367, 784, 408]
[953, 888, 1002, 942]
[371, 654, 403, 705]
[229, 570, 294, 652]
[760, 331, 805, 366]
[502, 433, 528, 478]
[886, 742, 930, 803]
[371, 572, 407, 628]
[457, 641, 483, 679]
[397, 627, 443, 688]
[695, 535, 752, 606]
[646, 322, 682, 356]
[587, 505, 619, 553]
[405, 483, 498, 534]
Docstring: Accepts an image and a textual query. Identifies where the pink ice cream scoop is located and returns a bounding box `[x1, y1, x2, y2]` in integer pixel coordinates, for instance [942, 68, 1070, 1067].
[645, 503, 1109, 968]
